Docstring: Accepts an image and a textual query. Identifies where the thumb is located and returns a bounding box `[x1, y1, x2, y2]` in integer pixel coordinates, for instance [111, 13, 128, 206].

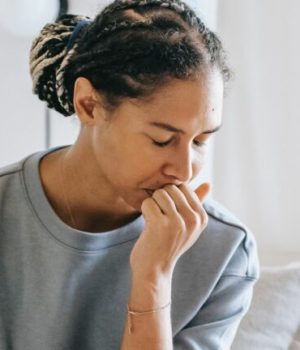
[194, 182, 211, 203]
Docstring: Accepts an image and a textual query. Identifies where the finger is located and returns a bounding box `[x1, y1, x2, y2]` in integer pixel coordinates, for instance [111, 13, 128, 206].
[164, 184, 206, 232]
[178, 183, 206, 213]
[193, 183, 210, 226]
[151, 188, 178, 216]
[194, 183, 211, 202]
[163, 185, 197, 218]
[141, 197, 164, 222]
[176, 183, 209, 227]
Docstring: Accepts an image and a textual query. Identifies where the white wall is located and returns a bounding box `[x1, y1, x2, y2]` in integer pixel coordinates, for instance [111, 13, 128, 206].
[214, 0, 300, 266]
[0, 29, 45, 167]
[68, 0, 218, 28]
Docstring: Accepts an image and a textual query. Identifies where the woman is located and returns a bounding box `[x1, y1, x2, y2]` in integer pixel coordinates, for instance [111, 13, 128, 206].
[0, 0, 259, 349]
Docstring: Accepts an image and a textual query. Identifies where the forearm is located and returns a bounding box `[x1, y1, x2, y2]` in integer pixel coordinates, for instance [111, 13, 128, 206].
[120, 271, 173, 350]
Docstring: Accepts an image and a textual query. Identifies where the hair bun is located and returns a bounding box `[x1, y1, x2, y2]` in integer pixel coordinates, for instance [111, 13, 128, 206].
[29, 14, 91, 116]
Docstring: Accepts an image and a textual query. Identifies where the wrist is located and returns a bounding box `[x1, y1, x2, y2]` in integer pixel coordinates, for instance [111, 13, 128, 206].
[131, 260, 175, 281]
[133, 267, 173, 281]
[129, 272, 172, 311]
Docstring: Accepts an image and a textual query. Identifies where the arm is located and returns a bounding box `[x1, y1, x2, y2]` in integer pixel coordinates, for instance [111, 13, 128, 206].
[120, 185, 259, 349]
[120, 254, 258, 350]
[120, 183, 210, 349]
[120, 271, 173, 350]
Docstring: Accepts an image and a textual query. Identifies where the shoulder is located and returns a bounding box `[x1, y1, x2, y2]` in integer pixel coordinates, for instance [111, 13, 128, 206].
[201, 197, 260, 280]
[0, 146, 63, 181]
[0, 158, 28, 206]
[0, 160, 23, 178]
[0, 159, 25, 191]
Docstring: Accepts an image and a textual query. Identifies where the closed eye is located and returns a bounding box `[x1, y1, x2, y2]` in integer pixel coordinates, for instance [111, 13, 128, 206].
[152, 139, 207, 148]
[152, 139, 172, 147]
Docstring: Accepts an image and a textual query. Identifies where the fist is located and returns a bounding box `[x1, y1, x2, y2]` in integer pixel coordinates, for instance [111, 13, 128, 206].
[129, 183, 211, 277]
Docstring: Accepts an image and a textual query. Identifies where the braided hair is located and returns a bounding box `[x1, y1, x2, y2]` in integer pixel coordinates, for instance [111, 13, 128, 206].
[30, 0, 231, 117]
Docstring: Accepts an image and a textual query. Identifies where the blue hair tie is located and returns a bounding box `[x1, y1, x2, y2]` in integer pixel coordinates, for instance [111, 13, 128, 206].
[67, 20, 91, 50]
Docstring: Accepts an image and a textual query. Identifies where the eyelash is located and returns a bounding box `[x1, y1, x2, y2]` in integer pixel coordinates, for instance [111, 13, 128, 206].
[152, 139, 207, 148]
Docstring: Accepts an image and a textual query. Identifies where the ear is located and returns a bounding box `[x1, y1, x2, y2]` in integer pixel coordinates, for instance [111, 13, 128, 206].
[73, 77, 106, 126]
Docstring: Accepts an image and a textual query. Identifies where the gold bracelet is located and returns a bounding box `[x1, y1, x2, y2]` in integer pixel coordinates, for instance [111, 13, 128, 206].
[127, 301, 171, 334]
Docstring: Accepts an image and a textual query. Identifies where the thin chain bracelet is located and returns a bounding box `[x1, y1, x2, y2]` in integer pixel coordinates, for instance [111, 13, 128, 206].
[127, 301, 171, 334]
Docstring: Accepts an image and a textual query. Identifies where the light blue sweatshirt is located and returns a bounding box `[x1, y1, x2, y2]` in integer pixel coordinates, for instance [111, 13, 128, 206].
[0, 147, 259, 350]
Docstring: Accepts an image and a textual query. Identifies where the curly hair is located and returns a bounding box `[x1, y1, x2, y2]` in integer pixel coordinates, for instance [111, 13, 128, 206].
[29, 0, 231, 117]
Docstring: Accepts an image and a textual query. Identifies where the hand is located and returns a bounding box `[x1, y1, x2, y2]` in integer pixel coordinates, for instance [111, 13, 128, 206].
[129, 183, 211, 278]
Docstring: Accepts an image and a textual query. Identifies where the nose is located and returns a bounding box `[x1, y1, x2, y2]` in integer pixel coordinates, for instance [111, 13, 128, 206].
[161, 146, 196, 184]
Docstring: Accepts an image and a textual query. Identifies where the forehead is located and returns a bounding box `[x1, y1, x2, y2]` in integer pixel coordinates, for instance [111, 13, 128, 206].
[150, 73, 221, 110]
[113, 72, 224, 134]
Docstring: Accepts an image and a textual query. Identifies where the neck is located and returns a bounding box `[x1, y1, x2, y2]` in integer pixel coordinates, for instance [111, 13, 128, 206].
[39, 143, 140, 232]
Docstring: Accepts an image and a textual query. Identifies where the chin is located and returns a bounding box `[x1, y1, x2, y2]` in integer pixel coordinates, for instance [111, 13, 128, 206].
[120, 189, 146, 213]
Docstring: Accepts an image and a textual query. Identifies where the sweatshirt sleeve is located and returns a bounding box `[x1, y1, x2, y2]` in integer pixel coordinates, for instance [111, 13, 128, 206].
[173, 214, 260, 350]
[173, 274, 257, 350]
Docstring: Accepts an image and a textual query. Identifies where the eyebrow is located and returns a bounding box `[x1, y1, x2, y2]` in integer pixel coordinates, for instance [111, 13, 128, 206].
[148, 122, 222, 134]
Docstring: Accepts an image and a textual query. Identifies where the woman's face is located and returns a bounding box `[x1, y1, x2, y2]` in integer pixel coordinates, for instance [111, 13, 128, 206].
[89, 71, 223, 211]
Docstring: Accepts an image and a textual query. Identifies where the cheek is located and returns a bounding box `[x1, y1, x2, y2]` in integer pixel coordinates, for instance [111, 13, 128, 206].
[112, 149, 155, 184]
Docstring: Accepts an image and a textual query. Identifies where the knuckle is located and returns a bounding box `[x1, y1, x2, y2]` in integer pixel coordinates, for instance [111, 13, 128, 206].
[200, 210, 209, 227]
[188, 209, 208, 231]
[176, 223, 186, 234]
[155, 189, 165, 196]
[203, 212, 209, 226]
[172, 215, 186, 232]
[191, 213, 201, 228]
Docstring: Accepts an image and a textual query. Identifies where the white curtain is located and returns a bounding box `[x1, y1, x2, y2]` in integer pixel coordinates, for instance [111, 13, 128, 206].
[213, 0, 300, 265]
